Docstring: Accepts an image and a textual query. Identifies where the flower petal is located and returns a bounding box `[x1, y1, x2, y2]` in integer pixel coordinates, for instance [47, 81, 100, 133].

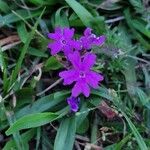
[67, 96, 80, 112]
[72, 81, 90, 97]
[80, 82, 90, 97]
[59, 69, 78, 85]
[48, 33, 61, 40]
[48, 42, 62, 55]
[93, 35, 106, 46]
[80, 36, 91, 49]
[84, 27, 92, 36]
[48, 27, 62, 40]
[71, 40, 82, 51]
[55, 27, 62, 33]
[82, 52, 96, 71]
[72, 81, 81, 97]
[86, 71, 104, 88]
[63, 28, 75, 39]
[68, 51, 81, 70]
[63, 44, 73, 56]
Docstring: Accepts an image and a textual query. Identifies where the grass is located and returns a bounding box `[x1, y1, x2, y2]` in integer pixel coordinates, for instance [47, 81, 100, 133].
[0, 0, 150, 149]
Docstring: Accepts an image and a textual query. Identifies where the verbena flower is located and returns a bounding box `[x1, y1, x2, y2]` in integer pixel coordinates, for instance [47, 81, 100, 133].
[67, 96, 80, 112]
[80, 27, 106, 50]
[59, 51, 104, 97]
[48, 27, 80, 56]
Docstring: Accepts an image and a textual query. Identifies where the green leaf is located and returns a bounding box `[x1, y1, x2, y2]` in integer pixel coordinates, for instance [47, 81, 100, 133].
[132, 19, 150, 38]
[54, 116, 76, 150]
[6, 112, 59, 135]
[115, 134, 132, 150]
[128, 0, 144, 12]
[44, 56, 62, 71]
[15, 91, 70, 119]
[136, 88, 149, 106]
[91, 87, 113, 101]
[15, 88, 35, 107]
[77, 118, 89, 134]
[123, 58, 137, 96]
[17, 22, 28, 43]
[121, 111, 148, 150]
[98, 0, 122, 11]
[9, 8, 46, 89]
[0, 9, 41, 27]
[28, 0, 57, 5]
[90, 16, 106, 34]
[3, 129, 36, 150]
[28, 47, 48, 58]
[0, 47, 8, 102]
[65, 0, 93, 26]
[55, 7, 69, 27]
[0, 0, 9, 13]
[124, 9, 150, 50]
[91, 114, 98, 143]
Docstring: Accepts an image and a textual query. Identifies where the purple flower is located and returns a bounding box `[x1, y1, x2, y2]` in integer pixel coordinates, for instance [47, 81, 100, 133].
[67, 96, 80, 112]
[80, 28, 106, 50]
[48, 27, 81, 56]
[59, 51, 104, 97]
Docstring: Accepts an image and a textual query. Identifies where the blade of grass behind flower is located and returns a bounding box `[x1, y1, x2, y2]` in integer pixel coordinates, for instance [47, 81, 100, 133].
[54, 116, 76, 150]
[8, 8, 46, 92]
[121, 111, 148, 150]
[124, 9, 150, 50]
[65, 0, 93, 27]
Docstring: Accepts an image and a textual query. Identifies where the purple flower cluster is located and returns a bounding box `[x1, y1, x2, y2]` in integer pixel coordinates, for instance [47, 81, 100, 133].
[48, 27, 105, 112]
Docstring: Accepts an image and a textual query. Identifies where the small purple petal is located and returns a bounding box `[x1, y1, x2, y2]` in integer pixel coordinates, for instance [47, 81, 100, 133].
[63, 28, 75, 39]
[68, 51, 81, 70]
[93, 35, 106, 46]
[48, 42, 62, 55]
[63, 44, 73, 56]
[86, 71, 104, 88]
[82, 52, 96, 71]
[80, 81, 90, 97]
[80, 28, 106, 50]
[59, 69, 78, 85]
[72, 81, 82, 97]
[71, 40, 82, 51]
[67, 96, 80, 112]
[72, 80, 90, 97]
[80, 36, 91, 49]
[48, 33, 61, 40]
[55, 27, 62, 33]
[84, 27, 92, 36]
[48, 27, 62, 40]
